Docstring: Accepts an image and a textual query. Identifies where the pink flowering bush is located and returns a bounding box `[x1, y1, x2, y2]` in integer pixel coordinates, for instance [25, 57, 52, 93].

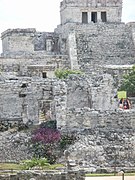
[29, 125, 77, 164]
[32, 128, 61, 144]
[31, 128, 61, 164]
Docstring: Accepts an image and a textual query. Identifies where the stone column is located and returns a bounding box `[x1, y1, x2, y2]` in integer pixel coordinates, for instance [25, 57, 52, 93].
[68, 32, 79, 70]
[97, 11, 102, 22]
[88, 11, 91, 23]
[46, 39, 52, 52]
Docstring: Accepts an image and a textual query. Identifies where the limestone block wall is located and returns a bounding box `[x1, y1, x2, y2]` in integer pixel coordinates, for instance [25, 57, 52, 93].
[1, 29, 61, 58]
[0, 79, 57, 124]
[0, 81, 39, 123]
[127, 22, 135, 47]
[34, 32, 59, 53]
[67, 124, 135, 169]
[0, 131, 32, 162]
[0, 54, 69, 77]
[76, 23, 135, 72]
[53, 81, 67, 128]
[61, 108, 135, 130]
[55, 23, 135, 69]
[60, 109, 135, 169]
[54, 74, 120, 130]
[1, 29, 36, 54]
[0, 73, 116, 127]
[0, 170, 85, 180]
[60, 7, 122, 25]
[60, 0, 122, 24]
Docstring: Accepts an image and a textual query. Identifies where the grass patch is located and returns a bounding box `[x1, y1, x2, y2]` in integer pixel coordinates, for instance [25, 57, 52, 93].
[86, 173, 135, 177]
[124, 173, 135, 176]
[42, 164, 64, 170]
[0, 162, 64, 171]
[0, 163, 23, 170]
[86, 173, 114, 177]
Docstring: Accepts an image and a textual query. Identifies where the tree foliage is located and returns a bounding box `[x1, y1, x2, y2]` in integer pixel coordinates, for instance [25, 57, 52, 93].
[119, 65, 135, 96]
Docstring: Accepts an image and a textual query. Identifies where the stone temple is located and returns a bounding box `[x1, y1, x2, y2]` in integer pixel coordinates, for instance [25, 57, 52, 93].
[0, 0, 135, 170]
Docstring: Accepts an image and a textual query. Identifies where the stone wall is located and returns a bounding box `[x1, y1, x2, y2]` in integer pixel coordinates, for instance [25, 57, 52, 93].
[0, 170, 85, 180]
[0, 130, 32, 162]
[1, 29, 36, 55]
[55, 23, 135, 71]
[60, 0, 122, 24]
[61, 109, 135, 130]
[127, 22, 135, 46]
[0, 71, 133, 129]
[0, 54, 69, 77]
[1, 29, 61, 58]
[76, 23, 135, 72]
[0, 79, 57, 124]
[66, 126, 135, 171]
[55, 74, 119, 129]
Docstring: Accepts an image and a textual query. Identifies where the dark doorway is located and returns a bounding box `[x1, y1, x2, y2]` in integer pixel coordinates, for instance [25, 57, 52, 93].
[91, 12, 97, 23]
[101, 12, 107, 22]
[82, 12, 88, 24]
[42, 72, 47, 78]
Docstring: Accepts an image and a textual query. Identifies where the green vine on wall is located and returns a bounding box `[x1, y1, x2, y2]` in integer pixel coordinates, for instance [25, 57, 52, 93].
[55, 69, 83, 79]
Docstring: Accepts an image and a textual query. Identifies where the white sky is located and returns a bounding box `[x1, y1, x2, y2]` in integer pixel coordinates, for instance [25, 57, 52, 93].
[0, 0, 135, 52]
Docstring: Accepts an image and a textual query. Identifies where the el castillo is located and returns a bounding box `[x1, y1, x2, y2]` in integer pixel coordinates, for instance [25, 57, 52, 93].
[0, 0, 135, 179]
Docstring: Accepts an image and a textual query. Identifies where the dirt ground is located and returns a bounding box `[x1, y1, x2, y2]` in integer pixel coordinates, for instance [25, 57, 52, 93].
[85, 176, 135, 180]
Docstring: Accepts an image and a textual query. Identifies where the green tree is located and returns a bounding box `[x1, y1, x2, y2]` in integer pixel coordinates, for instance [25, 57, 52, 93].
[119, 65, 135, 96]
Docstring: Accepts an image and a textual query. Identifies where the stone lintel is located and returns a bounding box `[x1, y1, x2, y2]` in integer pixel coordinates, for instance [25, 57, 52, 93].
[1, 28, 36, 39]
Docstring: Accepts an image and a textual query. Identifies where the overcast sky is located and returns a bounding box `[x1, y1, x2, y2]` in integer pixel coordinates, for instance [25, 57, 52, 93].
[0, 0, 135, 52]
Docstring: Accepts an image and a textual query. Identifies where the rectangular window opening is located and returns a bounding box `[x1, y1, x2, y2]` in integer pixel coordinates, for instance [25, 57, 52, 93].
[91, 12, 97, 23]
[82, 12, 88, 24]
[101, 12, 107, 22]
[42, 72, 47, 78]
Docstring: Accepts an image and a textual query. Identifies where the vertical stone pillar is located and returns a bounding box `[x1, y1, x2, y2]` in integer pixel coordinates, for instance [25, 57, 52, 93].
[53, 81, 67, 129]
[88, 11, 91, 23]
[97, 11, 101, 22]
[68, 32, 79, 70]
[46, 39, 52, 52]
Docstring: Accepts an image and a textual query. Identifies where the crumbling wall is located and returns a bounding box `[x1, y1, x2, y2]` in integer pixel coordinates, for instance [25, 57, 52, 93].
[0, 79, 56, 124]
[67, 124, 135, 170]
[55, 74, 118, 130]
[127, 22, 135, 47]
[1, 29, 36, 55]
[0, 170, 85, 180]
[76, 23, 135, 72]
[0, 54, 69, 77]
[1, 29, 61, 58]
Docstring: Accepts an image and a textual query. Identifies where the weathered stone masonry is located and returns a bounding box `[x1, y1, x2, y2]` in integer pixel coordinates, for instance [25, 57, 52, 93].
[0, 0, 135, 170]
[0, 170, 85, 180]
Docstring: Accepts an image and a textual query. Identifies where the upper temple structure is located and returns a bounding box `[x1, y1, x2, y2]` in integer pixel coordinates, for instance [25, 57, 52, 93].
[60, 0, 123, 24]
[0, 0, 135, 169]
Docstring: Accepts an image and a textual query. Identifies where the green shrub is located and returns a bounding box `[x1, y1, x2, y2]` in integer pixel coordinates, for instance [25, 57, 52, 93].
[59, 133, 77, 149]
[21, 158, 50, 170]
[40, 120, 57, 130]
[55, 69, 83, 79]
[119, 65, 135, 97]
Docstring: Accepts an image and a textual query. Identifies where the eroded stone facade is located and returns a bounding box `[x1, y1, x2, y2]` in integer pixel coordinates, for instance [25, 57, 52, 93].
[60, 0, 122, 24]
[0, 0, 135, 170]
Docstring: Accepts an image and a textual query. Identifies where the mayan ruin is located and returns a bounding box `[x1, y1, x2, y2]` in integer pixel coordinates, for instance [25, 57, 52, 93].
[0, 0, 135, 177]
